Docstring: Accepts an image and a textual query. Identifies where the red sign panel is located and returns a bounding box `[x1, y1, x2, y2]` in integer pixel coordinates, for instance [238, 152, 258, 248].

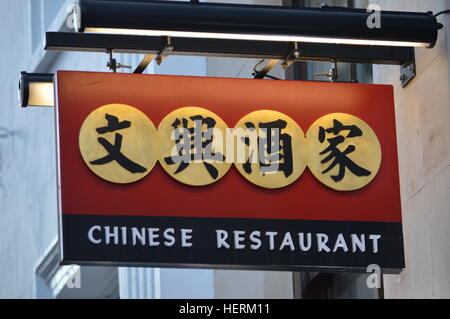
[56, 71, 404, 272]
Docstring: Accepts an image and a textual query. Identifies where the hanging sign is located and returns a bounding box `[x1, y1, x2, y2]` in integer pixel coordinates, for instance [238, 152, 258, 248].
[56, 71, 404, 273]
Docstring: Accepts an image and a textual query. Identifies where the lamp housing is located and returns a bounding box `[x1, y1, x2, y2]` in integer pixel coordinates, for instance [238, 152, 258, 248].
[19, 72, 54, 108]
[77, 0, 441, 48]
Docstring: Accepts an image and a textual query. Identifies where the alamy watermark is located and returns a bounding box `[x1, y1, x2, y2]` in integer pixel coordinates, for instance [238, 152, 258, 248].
[168, 125, 283, 172]
[66, 265, 81, 289]
[66, 4, 81, 31]
[367, 4, 381, 29]
[366, 264, 382, 289]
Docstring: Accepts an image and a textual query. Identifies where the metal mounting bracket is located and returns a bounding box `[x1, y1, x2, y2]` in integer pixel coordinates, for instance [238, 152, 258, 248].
[156, 36, 173, 65]
[400, 49, 416, 87]
[253, 59, 280, 79]
[106, 49, 131, 73]
[281, 42, 301, 70]
[133, 54, 156, 74]
[252, 43, 301, 79]
[45, 32, 416, 66]
[314, 60, 339, 82]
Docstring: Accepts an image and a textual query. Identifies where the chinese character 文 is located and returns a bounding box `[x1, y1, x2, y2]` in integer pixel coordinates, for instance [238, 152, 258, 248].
[319, 119, 371, 182]
[90, 113, 147, 173]
[243, 119, 293, 177]
[164, 115, 226, 180]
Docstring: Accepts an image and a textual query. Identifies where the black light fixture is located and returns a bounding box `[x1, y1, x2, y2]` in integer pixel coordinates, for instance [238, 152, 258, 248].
[19, 72, 54, 108]
[75, 0, 442, 48]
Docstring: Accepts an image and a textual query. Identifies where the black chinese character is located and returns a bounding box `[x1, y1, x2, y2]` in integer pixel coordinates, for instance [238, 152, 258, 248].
[319, 119, 371, 182]
[164, 115, 225, 179]
[90, 114, 147, 174]
[243, 119, 293, 177]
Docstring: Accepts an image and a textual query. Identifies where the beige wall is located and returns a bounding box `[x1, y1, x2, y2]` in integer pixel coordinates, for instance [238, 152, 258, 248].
[372, 0, 450, 298]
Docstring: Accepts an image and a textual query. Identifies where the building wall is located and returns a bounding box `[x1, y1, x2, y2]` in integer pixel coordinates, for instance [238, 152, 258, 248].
[0, 0, 144, 298]
[0, 0, 293, 299]
[0, 0, 65, 298]
[371, 0, 450, 298]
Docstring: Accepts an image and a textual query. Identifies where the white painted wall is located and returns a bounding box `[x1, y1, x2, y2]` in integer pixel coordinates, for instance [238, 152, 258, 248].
[0, 0, 66, 298]
[371, 0, 450, 299]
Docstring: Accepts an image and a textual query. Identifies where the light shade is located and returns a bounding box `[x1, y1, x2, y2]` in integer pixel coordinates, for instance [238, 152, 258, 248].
[77, 0, 441, 48]
[19, 72, 54, 107]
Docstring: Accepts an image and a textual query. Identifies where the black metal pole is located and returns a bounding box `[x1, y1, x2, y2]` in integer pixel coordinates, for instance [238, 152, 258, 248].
[347, 0, 358, 83]
[284, 0, 308, 82]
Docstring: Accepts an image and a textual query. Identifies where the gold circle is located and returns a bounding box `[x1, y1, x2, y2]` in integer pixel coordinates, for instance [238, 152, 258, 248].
[79, 104, 158, 184]
[234, 110, 307, 189]
[306, 113, 382, 191]
[158, 107, 232, 186]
